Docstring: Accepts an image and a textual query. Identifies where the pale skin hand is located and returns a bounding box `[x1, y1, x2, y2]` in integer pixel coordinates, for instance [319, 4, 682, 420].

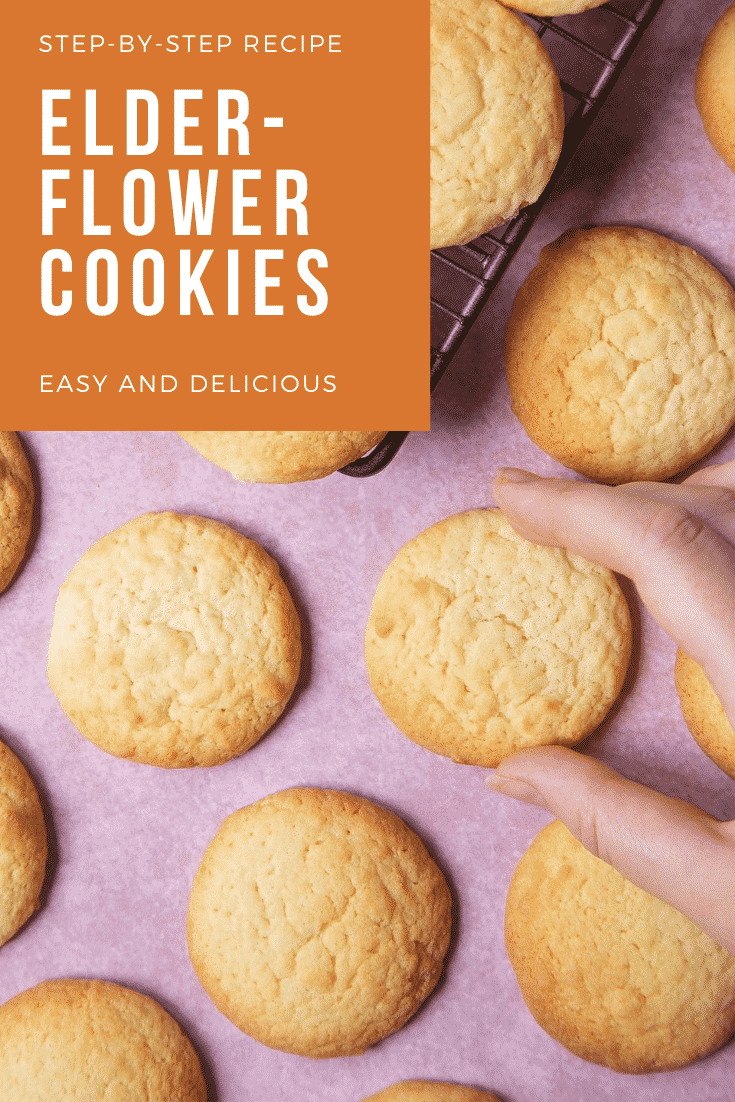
[488, 461, 735, 955]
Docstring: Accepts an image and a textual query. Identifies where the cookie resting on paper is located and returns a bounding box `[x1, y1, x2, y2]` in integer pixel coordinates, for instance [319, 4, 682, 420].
[187, 787, 453, 1057]
[0, 432, 33, 594]
[675, 649, 735, 781]
[178, 430, 387, 483]
[363, 1083, 500, 1101]
[430, 0, 563, 249]
[0, 738, 47, 949]
[47, 511, 301, 767]
[0, 979, 208, 1101]
[505, 226, 735, 483]
[695, 3, 735, 173]
[505, 820, 735, 1072]
[365, 509, 631, 767]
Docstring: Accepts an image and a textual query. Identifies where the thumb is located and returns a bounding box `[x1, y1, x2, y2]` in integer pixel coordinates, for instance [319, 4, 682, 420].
[486, 746, 735, 955]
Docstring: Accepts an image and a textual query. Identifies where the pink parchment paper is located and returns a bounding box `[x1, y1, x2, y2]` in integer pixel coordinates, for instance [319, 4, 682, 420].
[1, 3, 735, 1099]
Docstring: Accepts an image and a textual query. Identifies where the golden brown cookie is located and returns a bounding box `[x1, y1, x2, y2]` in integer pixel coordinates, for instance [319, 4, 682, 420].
[675, 649, 735, 780]
[500, 0, 604, 12]
[178, 430, 387, 483]
[0, 432, 33, 593]
[695, 3, 735, 173]
[47, 512, 301, 767]
[365, 509, 631, 767]
[505, 226, 735, 483]
[363, 1083, 500, 1102]
[431, 0, 564, 249]
[0, 739, 47, 948]
[187, 787, 453, 1057]
[0, 978, 207, 1100]
[505, 820, 735, 1072]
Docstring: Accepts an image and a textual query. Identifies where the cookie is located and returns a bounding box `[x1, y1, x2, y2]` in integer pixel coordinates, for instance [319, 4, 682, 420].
[187, 787, 453, 1057]
[178, 430, 387, 483]
[505, 820, 735, 1072]
[500, 0, 604, 12]
[365, 509, 631, 767]
[0, 978, 207, 1100]
[675, 649, 735, 780]
[695, 3, 735, 173]
[431, 0, 564, 249]
[0, 739, 47, 948]
[47, 511, 301, 767]
[0, 432, 33, 593]
[505, 226, 735, 483]
[363, 1083, 500, 1102]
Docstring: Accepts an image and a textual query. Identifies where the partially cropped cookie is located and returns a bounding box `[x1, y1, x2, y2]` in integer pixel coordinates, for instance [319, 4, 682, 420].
[0, 979, 207, 1100]
[0, 739, 47, 948]
[364, 1083, 500, 1102]
[47, 512, 301, 767]
[431, 0, 564, 249]
[505, 226, 735, 483]
[178, 430, 386, 483]
[675, 649, 735, 780]
[500, 0, 604, 12]
[365, 509, 631, 767]
[695, 3, 735, 173]
[0, 432, 33, 593]
[506, 820, 735, 1072]
[187, 787, 452, 1057]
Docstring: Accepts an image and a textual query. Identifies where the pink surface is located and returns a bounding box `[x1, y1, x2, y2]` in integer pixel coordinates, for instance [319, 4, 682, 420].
[2, 3, 735, 1099]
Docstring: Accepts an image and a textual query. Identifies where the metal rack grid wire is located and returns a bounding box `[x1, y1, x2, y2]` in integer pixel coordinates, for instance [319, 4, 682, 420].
[341, 0, 666, 477]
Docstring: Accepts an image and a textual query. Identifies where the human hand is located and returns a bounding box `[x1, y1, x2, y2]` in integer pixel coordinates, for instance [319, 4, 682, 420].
[487, 462, 735, 955]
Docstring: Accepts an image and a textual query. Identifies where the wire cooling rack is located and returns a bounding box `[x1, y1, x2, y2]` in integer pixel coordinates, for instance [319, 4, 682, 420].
[341, 0, 666, 477]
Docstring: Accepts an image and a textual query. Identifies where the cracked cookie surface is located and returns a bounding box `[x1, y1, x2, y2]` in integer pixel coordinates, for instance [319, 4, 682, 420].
[505, 226, 735, 483]
[365, 509, 630, 767]
[47, 512, 301, 767]
[187, 787, 452, 1057]
[430, 0, 563, 249]
[505, 820, 735, 1071]
[178, 431, 387, 483]
[0, 739, 47, 949]
[0, 979, 207, 1100]
[0, 432, 33, 594]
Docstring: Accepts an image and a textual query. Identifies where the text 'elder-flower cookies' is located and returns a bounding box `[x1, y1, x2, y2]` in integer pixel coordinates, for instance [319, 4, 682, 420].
[505, 225, 735, 483]
[187, 787, 453, 1058]
[430, 0, 564, 250]
[47, 511, 301, 767]
[505, 820, 735, 1072]
[365, 509, 631, 767]
[0, 979, 208, 1101]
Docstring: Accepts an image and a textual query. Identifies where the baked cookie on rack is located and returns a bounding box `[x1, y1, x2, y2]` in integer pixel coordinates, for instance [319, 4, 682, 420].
[505, 820, 735, 1071]
[47, 512, 301, 767]
[365, 508, 631, 767]
[695, 3, 735, 173]
[188, 787, 452, 1057]
[0, 979, 207, 1100]
[0, 432, 33, 594]
[0, 738, 47, 948]
[675, 649, 735, 780]
[431, 0, 564, 249]
[363, 1083, 500, 1101]
[178, 430, 386, 483]
[505, 226, 735, 483]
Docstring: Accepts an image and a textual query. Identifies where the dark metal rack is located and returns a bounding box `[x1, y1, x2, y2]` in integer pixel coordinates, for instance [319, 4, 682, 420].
[341, 0, 666, 476]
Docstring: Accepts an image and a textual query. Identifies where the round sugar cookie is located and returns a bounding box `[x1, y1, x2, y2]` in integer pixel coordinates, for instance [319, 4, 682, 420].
[431, 0, 564, 249]
[675, 649, 735, 780]
[178, 430, 387, 483]
[0, 978, 207, 1100]
[0, 432, 33, 594]
[695, 4, 735, 173]
[363, 1083, 500, 1102]
[505, 226, 735, 483]
[187, 787, 453, 1057]
[505, 820, 735, 1072]
[365, 509, 631, 767]
[500, 0, 604, 12]
[0, 739, 47, 948]
[47, 511, 301, 767]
